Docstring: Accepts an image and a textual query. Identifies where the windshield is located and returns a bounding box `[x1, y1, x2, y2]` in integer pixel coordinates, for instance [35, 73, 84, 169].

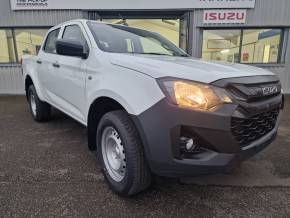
[87, 21, 188, 57]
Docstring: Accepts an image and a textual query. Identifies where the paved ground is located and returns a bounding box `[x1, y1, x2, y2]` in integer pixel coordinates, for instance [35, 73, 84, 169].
[0, 95, 289, 218]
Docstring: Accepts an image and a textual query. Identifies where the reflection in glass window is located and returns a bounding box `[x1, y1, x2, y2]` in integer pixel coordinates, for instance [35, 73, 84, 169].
[0, 29, 16, 63]
[202, 30, 241, 63]
[102, 19, 181, 47]
[140, 37, 173, 55]
[202, 29, 283, 64]
[241, 29, 282, 64]
[14, 29, 48, 61]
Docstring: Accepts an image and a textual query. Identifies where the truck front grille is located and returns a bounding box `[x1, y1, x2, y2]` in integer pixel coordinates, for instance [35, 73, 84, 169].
[231, 108, 280, 147]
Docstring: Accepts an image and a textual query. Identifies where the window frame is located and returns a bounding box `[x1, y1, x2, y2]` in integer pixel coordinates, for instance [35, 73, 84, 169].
[201, 27, 285, 65]
[0, 26, 51, 65]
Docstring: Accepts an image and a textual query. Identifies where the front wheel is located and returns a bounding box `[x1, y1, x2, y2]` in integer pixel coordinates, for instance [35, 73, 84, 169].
[97, 110, 152, 196]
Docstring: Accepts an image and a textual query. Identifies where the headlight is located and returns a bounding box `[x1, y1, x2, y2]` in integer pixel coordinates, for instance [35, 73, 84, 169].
[158, 79, 232, 110]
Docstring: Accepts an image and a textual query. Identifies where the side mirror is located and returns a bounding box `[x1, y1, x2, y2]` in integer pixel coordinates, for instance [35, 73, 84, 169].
[56, 39, 88, 59]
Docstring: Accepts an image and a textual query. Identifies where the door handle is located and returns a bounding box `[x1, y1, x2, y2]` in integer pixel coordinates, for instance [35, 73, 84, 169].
[52, 63, 60, 68]
[36, 60, 42, 64]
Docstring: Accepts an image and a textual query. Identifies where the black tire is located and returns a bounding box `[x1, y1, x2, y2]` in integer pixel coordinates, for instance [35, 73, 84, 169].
[27, 85, 51, 122]
[97, 110, 152, 196]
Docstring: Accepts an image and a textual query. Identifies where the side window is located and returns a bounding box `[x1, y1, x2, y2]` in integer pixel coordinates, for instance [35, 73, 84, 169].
[43, 28, 60, 53]
[62, 25, 88, 51]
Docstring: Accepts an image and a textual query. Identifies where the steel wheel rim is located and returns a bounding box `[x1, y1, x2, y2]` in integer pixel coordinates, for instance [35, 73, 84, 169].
[30, 92, 37, 117]
[101, 126, 126, 182]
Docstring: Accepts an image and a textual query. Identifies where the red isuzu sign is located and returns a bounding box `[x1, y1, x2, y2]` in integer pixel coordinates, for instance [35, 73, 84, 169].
[203, 10, 247, 24]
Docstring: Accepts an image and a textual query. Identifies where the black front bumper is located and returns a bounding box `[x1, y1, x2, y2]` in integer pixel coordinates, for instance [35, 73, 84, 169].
[131, 76, 283, 177]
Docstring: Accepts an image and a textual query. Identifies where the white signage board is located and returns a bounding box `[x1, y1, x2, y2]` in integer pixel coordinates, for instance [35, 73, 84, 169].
[203, 9, 247, 24]
[10, 0, 256, 10]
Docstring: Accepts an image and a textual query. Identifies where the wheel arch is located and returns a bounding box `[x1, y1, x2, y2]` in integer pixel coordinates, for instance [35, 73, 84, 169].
[24, 73, 45, 101]
[87, 96, 128, 151]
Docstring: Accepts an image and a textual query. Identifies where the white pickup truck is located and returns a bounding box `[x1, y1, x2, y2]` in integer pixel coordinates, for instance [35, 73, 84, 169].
[22, 19, 283, 196]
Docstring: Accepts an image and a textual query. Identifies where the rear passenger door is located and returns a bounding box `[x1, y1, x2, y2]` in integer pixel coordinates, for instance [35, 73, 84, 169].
[37, 28, 60, 100]
[52, 23, 90, 122]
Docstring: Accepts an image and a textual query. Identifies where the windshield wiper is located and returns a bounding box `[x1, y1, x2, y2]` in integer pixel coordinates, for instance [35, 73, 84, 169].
[129, 52, 190, 57]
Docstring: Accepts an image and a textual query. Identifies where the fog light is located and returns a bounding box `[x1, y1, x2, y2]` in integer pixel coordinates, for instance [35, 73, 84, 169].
[186, 138, 194, 150]
[180, 137, 198, 153]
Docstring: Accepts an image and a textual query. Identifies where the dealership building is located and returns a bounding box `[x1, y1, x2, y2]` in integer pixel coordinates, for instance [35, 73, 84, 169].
[0, 0, 290, 94]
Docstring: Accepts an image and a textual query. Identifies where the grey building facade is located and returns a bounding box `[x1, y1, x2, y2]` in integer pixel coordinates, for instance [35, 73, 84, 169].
[1, 0, 290, 94]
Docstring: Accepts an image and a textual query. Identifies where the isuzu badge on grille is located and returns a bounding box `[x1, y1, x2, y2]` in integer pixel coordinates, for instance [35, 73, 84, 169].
[262, 86, 279, 96]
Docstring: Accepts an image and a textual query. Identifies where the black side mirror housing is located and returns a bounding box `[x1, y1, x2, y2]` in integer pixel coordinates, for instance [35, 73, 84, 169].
[56, 39, 88, 59]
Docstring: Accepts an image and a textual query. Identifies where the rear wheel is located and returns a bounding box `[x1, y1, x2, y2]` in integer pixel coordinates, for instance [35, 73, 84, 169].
[97, 110, 151, 196]
[28, 85, 51, 122]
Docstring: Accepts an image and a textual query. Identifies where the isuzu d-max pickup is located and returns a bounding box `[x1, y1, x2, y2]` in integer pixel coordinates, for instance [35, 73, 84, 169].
[22, 19, 283, 196]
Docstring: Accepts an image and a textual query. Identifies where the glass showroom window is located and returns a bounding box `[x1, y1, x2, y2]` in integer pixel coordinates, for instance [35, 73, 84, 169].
[241, 29, 282, 64]
[202, 29, 283, 64]
[0, 29, 16, 63]
[202, 29, 241, 63]
[14, 29, 48, 61]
